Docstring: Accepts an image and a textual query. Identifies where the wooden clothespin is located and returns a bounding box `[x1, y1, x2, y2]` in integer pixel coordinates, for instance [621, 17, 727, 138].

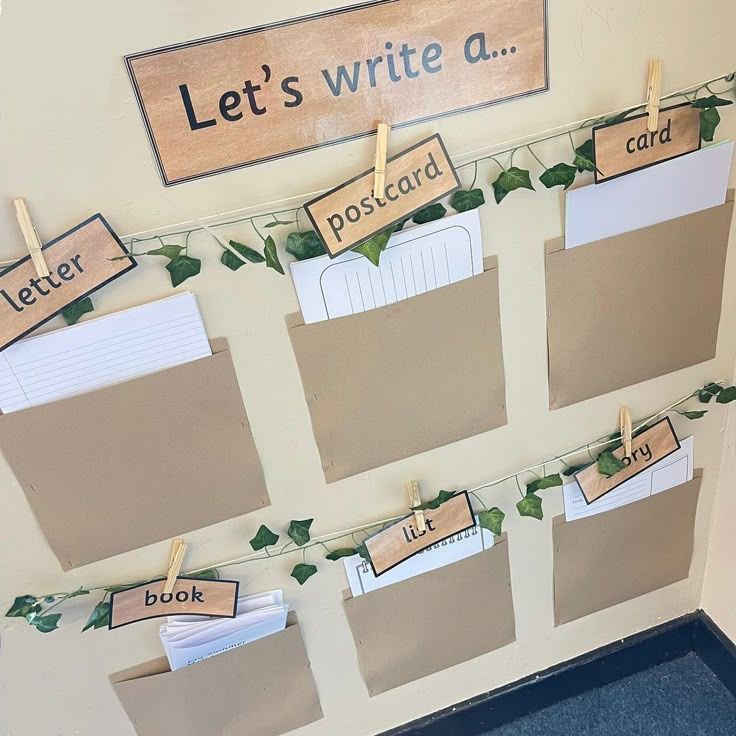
[645, 58, 663, 133]
[373, 123, 390, 201]
[406, 480, 426, 532]
[14, 198, 49, 278]
[163, 538, 188, 594]
[619, 407, 633, 457]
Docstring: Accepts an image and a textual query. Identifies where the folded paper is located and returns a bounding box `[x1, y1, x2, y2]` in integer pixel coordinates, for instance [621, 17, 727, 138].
[0, 339, 269, 570]
[288, 257, 507, 482]
[111, 617, 322, 736]
[547, 194, 734, 409]
[343, 537, 515, 695]
[553, 471, 701, 625]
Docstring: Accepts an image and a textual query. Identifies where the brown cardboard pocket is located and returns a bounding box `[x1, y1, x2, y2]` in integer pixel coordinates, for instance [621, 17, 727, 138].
[110, 618, 322, 736]
[553, 471, 702, 626]
[546, 193, 734, 409]
[0, 339, 269, 570]
[287, 257, 507, 483]
[343, 537, 515, 695]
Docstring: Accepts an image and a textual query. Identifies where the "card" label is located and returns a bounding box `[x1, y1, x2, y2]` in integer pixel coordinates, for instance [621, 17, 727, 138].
[574, 417, 681, 504]
[305, 134, 460, 257]
[108, 577, 239, 629]
[365, 491, 475, 576]
[593, 103, 701, 183]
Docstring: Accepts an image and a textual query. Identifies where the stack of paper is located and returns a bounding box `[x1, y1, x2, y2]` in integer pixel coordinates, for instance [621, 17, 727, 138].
[343, 520, 494, 597]
[0, 292, 211, 414]
[563, 436, 694, 521]
[160, 590, 288, 671]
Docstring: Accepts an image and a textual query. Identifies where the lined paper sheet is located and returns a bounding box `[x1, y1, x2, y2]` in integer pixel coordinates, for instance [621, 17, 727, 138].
[290, 210, 483, 324]
[0, 293, 211, 414]
[563, 436, 694, 521]
[343, 520, 494, 597]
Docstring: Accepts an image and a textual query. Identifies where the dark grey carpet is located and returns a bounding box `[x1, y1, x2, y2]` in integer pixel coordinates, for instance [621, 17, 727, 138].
[484, 653, 736, 735]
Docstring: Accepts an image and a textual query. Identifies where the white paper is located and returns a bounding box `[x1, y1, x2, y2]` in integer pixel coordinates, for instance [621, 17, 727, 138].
[290, 210, 484, 324]
[563, 436, 694, 521]
[159, 590, 288, 671]
[343, 520, 494, 597]
[565, 142, 733, 248]
[0, 293, 211, 414]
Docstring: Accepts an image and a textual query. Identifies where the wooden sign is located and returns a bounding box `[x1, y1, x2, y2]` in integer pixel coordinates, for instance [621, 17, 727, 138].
[108, 577, 239, 629]
[0, 215, 136, 351]
[574, 417, 681, 504]
[125, 0, 549, 185]
[365, 491, 475, 576]
[593, 103, 701, 183]
[305, 134, 460, 257]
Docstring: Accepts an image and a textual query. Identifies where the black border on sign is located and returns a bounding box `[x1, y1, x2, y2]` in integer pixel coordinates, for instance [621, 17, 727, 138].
[108, 576, 240, 630]
[0, 214, 137, 352]
[304, 133, 462, 258]
[574, 416, 682, 506]
[365, 491, 476, 578]
[592, 102, 702, 184]
[124, 0, 550, 187]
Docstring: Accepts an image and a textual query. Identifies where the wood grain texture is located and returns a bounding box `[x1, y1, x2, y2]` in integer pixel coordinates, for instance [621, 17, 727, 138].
[593, 104, 701, 183]
[365, 492, 475, 575]
[305, 134, 459, 255]
[0, 215, 135, 350]
[574, 418, 680, 504]
[126, 0, 548, 184]
[109, 578, 238, 629]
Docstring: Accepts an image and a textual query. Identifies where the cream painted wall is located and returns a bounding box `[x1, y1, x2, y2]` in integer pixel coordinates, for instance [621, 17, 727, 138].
[1, 2, 735, 735]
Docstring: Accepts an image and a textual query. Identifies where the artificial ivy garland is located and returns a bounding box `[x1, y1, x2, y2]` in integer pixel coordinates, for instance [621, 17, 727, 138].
[7, 382, 735, 634]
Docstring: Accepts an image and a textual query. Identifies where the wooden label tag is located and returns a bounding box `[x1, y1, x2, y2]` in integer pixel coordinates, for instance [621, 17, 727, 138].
[365, 491, 475, 576]
[593, 103, 701, 183]
[108, 577, 239, 629]
[304, 134, 460, 257]
[574, 417, 681, 504]
[125, 0, 549, 185]
[0, 215, 136, 351]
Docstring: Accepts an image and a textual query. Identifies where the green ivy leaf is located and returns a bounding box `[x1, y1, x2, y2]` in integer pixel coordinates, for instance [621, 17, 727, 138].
[700, 108, 721, 142]
[492, 167, 535, 204]
[573, 139, 597, 173]
[352, 226, 397, 266]
[716, 386, 736, 404]
[678, 410, 707, 420]
[191, 569, 219, 580]
[563, 463, 590, 477]
[411, 490, 456, 511]
[597, 450, 627, 478]
[221, 241, 265, 271]
[250, 525, 280, 551]
[6, 595, 38, 618]
[699, 383, 723, 403]
[413, 203, 447, 224]
[325, 548, 357, 561]
[692, 95, 733, 109]
[540, 163, 577, 190]
[291, 563, 318, 586]
[285, 231, 326, 261]
[451, 189, 486, 212]
[526, 474, 563, 494]
[478, 507, 505, 535]
[61, 297, 94, 326]
[263, 220, 295, 228]
[393, 218, 410, 232]
[356, 543, 370, 562]
[82, 601, 110, 632]
[516, 493, 543, 520]
[166, 255, 201, 287]
[30, 613, 61, 634]
[147, 244, 184, 260]
[263, 236, 284, 275]
[287, 519, 314, 547]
